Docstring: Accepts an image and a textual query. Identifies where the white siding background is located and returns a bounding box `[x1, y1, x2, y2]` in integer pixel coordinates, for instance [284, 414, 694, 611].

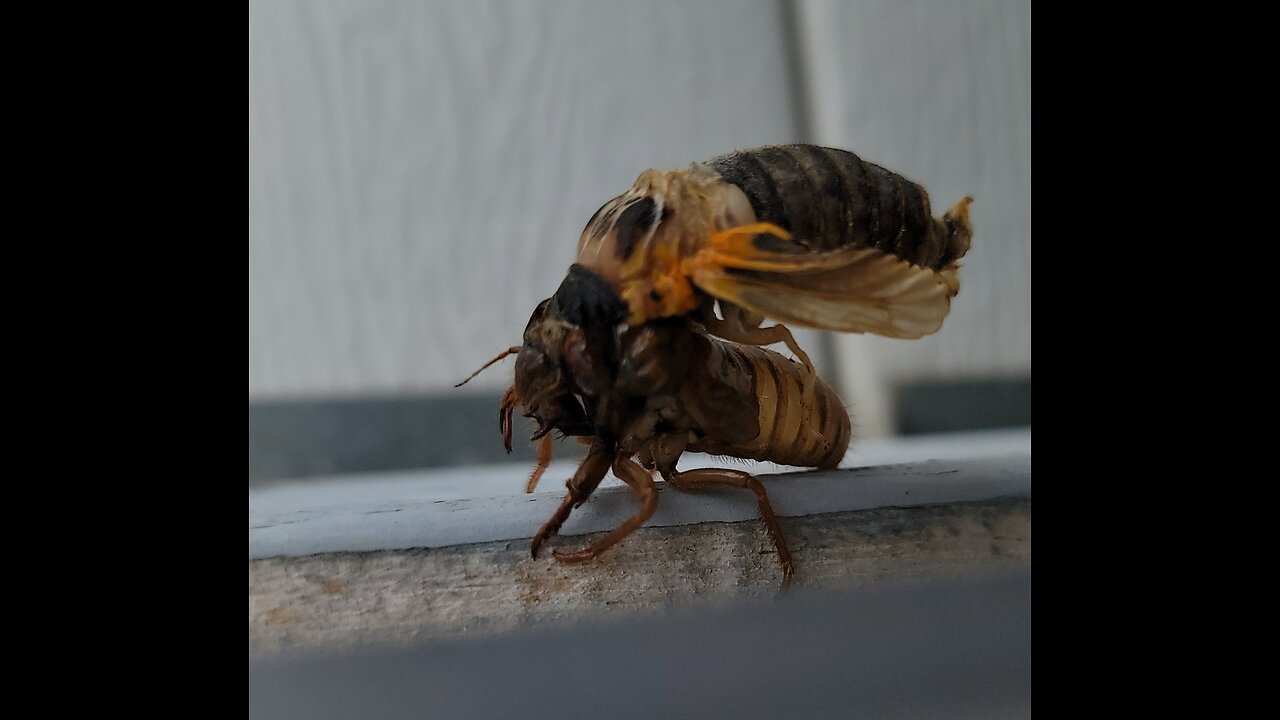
[249, 0, 1030, 436]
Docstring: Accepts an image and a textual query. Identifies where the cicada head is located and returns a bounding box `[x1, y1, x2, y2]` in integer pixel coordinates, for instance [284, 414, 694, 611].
[509, 298, 584, 441]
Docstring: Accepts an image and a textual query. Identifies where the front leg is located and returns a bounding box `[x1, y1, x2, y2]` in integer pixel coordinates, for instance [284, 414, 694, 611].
[525, 433, 554, 493]
[553, 455, 658, 564]
[530, 438, 612, 558]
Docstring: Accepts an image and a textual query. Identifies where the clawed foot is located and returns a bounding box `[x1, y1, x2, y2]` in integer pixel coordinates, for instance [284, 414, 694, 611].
[530, 515, 570, 558]
[530, 531, 552, 559]
[551, 546, 598, 564]
[532, 533, 602, 564]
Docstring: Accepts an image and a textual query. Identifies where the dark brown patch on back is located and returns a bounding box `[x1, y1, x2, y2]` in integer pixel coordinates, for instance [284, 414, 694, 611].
[614, 197, 658, 260]
[550, 264, 627, 328]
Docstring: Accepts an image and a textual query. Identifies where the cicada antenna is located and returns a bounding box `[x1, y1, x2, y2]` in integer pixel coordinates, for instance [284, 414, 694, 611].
[455, 346, 521, 387]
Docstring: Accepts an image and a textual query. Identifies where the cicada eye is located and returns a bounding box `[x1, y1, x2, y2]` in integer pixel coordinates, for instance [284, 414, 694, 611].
[514, 345, 551, 390]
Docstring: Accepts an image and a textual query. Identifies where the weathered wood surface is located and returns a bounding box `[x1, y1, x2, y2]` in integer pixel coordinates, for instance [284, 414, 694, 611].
[250, 498, 1030, 657]
[250, 453, 1032, 558]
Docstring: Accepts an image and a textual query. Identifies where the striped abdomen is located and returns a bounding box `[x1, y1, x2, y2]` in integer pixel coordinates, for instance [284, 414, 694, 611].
[706, 144, 969, 270]
[691, 341, 850, 469]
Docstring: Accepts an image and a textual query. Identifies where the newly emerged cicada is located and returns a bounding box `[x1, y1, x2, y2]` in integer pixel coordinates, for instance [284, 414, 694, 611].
[457, 144, 973, 585]
[573, 144, 973, 371]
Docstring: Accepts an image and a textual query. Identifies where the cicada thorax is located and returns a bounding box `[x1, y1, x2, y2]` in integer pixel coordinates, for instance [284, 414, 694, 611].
[574, 165, 758, 325]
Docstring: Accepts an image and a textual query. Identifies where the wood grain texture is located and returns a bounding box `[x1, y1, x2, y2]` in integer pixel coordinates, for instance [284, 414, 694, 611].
[796, 0, 1031, 432]
[249, 499, 1031, 657]
[248, 0, 802, 399]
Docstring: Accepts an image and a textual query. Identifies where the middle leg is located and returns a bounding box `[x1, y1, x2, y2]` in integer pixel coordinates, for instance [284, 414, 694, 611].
[700, 304, 814, 375]
[699, 305, 819, 430]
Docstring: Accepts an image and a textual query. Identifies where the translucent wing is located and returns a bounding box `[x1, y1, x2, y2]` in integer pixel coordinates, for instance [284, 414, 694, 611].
[686, 224, 962, 339]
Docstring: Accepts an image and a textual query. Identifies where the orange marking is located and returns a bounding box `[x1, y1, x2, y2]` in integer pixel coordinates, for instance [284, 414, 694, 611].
[620, 222, 794, 323]
[709, 222, 792, 251]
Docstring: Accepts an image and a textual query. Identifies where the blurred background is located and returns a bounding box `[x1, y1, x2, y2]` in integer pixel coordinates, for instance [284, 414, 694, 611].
[248, 0, 1030, 485]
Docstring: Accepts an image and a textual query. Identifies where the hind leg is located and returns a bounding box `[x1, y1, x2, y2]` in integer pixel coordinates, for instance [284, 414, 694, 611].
[701, 304, 814, 376]
[650, 434, 795, 588]
[664, 467, 794, 588]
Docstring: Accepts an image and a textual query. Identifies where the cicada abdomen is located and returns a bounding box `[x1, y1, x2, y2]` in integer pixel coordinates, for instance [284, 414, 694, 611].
[705, 145, 971, 271]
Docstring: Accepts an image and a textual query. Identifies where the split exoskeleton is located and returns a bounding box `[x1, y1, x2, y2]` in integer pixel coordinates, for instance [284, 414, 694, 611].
[458, 144, 973, 585]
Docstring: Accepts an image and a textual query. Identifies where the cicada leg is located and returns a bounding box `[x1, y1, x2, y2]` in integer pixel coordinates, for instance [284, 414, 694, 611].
[649, 432, 794, 589]
[530, 439, 612, 558]
[552, 456, 657, 565]
[698, 305, 820, 436]
[662, 465, 794, 589]
[525, 433, 554, 493]
[499, 385, 520, 453]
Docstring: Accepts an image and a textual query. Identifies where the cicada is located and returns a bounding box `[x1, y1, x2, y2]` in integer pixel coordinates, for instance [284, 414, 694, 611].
[571, 144, 973, 370]
[463, 145, 972, 393]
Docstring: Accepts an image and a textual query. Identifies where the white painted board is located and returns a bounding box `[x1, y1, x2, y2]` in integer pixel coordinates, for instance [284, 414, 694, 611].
[249, 0, 802, 399]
